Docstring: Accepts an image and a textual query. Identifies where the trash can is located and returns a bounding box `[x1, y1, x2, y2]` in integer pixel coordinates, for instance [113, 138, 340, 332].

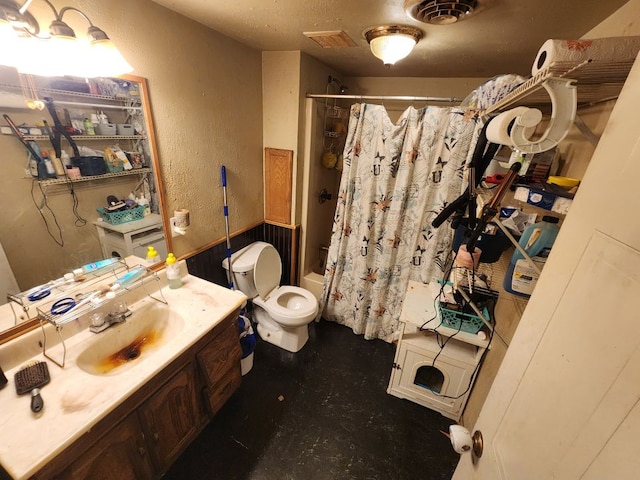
[238, 315, 256, 376]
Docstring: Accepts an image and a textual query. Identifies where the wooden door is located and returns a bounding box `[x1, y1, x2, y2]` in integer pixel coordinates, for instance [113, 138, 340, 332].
[454, 55, 640, 479]
[138, 364, 203, 473]
[57, 414, 154, 480]
[264, 147, 293, 224]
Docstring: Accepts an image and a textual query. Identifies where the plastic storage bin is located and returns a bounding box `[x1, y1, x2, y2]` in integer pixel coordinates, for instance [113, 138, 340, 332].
[116, 124, 134, 135]
[96, 205, 145, 225]
[452, 218, 511, 263]
[71, 156, 107, 176]
[96, 123, 116, 135]
[437, 302, 488, 334]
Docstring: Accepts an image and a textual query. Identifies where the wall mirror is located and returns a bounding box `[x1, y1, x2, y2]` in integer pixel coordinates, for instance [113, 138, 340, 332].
[0, 67, 169, 340]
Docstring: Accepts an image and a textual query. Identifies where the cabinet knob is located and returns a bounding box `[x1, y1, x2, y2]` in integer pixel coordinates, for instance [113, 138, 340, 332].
[153, 432, 160, 442]
[138, 446, 146, 457]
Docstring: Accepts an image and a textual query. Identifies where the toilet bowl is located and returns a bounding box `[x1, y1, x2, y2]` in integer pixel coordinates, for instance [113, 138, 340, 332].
[222, 241, 318, 352]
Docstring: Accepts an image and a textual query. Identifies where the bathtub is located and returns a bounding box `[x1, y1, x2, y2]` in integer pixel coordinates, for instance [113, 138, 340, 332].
[301, 271, 324, 300]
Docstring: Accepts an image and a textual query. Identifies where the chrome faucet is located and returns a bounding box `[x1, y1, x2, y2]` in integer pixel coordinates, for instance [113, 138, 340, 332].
[89, 302, 132, 333]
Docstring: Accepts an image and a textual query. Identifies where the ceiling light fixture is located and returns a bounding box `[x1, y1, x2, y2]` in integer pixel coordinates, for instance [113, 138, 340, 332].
[0, 0, 133, 78]
[364, 25, 423, 66]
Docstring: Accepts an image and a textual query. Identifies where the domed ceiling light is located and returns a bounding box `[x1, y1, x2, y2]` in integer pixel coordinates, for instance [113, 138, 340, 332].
[364, 25, 423, 66]
[404, 0, 478, 25]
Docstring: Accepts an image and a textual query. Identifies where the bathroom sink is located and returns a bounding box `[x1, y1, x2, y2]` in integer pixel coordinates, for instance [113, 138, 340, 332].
[76, 302, 185, 376]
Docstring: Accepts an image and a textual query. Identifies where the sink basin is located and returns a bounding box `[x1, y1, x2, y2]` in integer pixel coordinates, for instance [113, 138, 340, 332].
[76, 302, 185, 376]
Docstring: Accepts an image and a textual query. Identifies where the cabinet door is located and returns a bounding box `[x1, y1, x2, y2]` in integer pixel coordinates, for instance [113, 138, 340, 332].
[138, 363, 203, 473]
[56, 413, 154, 480]
[196, 321, 242, 415]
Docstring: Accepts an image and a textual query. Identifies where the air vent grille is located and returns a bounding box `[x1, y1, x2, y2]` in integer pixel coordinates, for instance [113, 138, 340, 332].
[404, 0, 478, 25]
[304, 30, 357, 48]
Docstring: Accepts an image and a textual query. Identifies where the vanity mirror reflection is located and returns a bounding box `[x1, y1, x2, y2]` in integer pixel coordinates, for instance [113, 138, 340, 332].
[0, 67, 170, 339]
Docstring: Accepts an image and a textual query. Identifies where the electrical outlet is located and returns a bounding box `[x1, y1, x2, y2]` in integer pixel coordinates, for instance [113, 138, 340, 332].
[169, 217, 179, 237]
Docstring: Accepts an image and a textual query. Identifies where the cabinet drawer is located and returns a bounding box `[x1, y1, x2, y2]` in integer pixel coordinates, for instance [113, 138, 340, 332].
[203, 365, 242, 416]
[196, 321, 242, 388]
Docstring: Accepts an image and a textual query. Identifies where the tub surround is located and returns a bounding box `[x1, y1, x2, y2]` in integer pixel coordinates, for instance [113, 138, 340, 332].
[0, 263, 246, 480]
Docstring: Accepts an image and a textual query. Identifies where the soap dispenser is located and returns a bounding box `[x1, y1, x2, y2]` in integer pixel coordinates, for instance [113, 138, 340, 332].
[146, 246, 161, 265]
[165, 253, 182, 289]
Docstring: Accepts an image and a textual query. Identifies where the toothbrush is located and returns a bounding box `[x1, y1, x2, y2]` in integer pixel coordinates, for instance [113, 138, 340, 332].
[67, 286, 110, 313]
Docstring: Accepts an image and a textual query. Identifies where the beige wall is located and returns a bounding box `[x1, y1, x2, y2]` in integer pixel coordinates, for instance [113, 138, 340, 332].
[262, 51, 344, 225]
[88, 1, 264, 257]
[1, 0, 263, 290]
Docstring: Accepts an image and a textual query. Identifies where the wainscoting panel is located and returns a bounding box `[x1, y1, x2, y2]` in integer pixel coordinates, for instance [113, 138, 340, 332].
[186, 222, 300, 289]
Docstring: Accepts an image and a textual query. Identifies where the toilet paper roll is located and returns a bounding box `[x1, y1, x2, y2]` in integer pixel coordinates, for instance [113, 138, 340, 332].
[486, 107, 542, 146]
[532, 36, 640, 76]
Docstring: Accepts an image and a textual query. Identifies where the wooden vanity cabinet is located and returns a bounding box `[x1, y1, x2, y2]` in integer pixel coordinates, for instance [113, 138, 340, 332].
[53, 413, 155, 480]
[197, 317, 243, 416]
[138, 363, 204, 473]
[33, 311, 242, 480]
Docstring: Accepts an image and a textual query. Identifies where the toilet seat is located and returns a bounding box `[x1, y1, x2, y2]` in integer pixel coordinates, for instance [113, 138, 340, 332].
[253, 286, 318, 327]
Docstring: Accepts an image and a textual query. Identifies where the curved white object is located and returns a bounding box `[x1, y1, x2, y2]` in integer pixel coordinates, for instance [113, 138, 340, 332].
[486, 78, 577, 155]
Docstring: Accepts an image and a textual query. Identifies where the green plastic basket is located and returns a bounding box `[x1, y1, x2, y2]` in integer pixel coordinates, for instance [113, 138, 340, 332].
[97, 205, 145, 225]
[438, 302, 488, 334]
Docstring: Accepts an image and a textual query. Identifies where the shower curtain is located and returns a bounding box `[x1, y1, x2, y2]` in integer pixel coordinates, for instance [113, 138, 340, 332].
[319, 103, 481, 342]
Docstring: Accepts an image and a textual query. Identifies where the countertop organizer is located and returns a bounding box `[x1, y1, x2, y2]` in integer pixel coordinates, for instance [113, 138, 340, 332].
[6, 257, 128, 324]
[387, 281, 491, 421]
[34, 261, 167, 368]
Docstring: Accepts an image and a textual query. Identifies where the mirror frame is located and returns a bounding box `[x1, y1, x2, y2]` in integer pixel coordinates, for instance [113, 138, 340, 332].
[0, 74, 171, 345]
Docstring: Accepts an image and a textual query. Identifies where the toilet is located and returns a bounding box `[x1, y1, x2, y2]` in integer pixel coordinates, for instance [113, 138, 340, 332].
[222, 242, 318, 353]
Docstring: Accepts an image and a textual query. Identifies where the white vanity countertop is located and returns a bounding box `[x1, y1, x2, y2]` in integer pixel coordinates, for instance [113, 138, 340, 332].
[0, 266, 246, 480]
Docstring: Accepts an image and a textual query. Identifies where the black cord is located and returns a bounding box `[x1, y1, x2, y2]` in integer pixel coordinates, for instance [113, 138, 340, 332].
[490, 302, 510, 348]
[429, 297, 496, 401]
[31, 179, 64, 247]
[422, 274, 498, 401]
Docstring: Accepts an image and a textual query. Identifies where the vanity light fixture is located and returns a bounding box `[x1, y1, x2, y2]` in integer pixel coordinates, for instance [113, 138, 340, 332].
[364, 25, 423, 66]
[0, 0, 133, 77]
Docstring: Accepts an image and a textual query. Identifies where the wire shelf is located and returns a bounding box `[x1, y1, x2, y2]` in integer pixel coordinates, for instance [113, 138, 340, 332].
[36, 167, 151, 187]
[485, 59, 635, 114]
[23, 134, 144, 141]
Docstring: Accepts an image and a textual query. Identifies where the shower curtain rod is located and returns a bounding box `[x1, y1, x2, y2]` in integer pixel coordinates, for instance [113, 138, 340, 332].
[306, 93, 463, 103]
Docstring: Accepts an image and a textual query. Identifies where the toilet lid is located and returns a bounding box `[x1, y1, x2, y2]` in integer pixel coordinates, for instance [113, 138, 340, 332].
[254, 244, 282, 299]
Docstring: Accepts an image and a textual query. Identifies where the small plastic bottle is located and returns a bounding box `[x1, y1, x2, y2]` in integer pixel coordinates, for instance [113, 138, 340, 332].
[42, 151, 56, 177]
[83, 118, 95, 135]
[146, 246, 161, 265]
[60, 150, 71, 168]
[137, 195, 151, 216]
[51, 154, 65, 176]
[165, 253, 182, 289]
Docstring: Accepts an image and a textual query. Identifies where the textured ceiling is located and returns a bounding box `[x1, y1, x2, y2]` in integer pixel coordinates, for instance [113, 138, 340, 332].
[151, 0, 630, 77]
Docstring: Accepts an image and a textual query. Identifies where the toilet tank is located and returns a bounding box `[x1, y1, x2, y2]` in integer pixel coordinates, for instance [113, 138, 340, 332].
[221, 242, 271, 298]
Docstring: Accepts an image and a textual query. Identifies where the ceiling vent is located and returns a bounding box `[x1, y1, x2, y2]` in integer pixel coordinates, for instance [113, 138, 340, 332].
[304, 30, 357, 48]
[404, 0, 478, 25]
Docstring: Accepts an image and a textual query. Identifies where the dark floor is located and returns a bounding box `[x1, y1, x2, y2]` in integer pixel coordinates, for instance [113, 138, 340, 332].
[164, 319, 459, 480]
